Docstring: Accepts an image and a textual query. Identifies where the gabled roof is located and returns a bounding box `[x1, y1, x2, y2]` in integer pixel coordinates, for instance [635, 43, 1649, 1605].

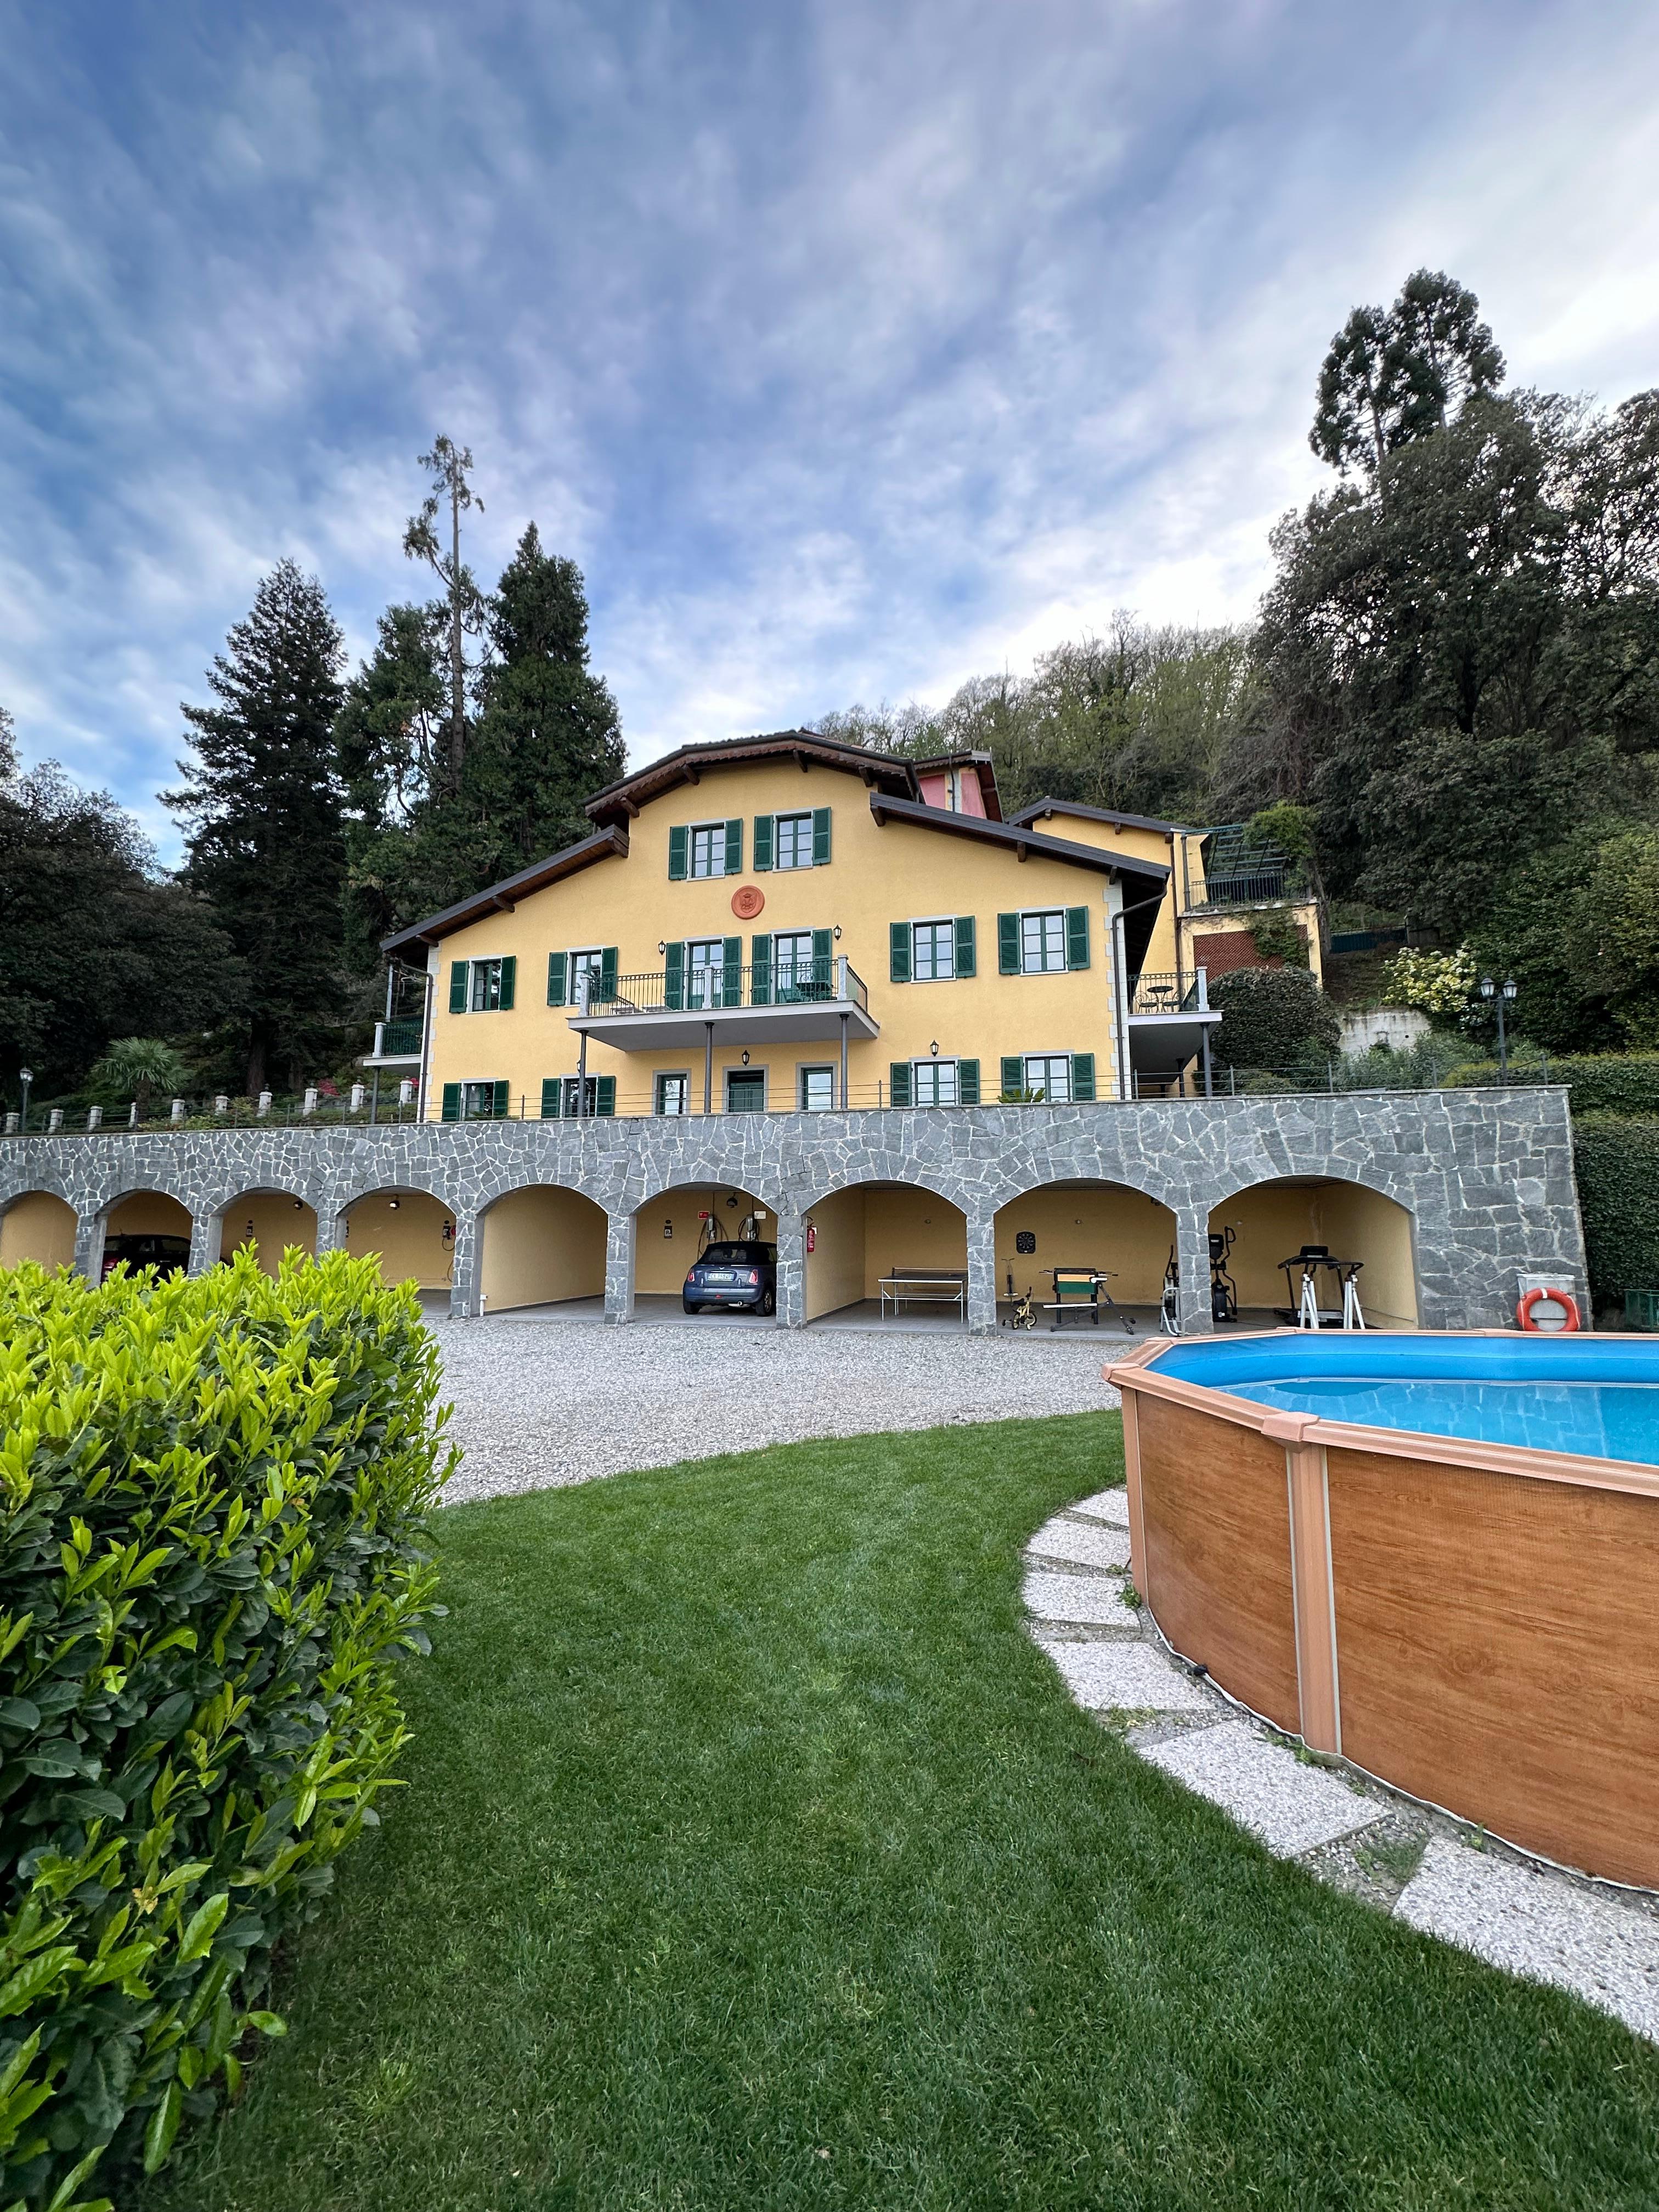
[1008, 797, 1197, 837]
[867, 792, 1169, 883]
[585, 729, 925, 826]
[381, 827, 629, 957]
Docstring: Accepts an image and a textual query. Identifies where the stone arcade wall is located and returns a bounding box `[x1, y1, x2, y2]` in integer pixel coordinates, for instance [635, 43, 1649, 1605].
[0, 1089, 1589, 1334]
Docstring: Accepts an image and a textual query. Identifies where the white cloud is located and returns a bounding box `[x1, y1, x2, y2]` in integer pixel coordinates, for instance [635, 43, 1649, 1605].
[0, 0, 1654, 863]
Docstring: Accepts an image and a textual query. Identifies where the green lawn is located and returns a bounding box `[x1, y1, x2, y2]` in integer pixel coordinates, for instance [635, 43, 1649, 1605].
[148, 1413, 1657, 2210]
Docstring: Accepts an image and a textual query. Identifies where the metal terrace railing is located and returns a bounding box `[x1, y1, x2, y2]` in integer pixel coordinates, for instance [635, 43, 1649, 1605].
[1190, 865, 1293, 911]
[1127, 970, 1210, 1015]
[373, 1017, 425, 1057]
[574, 958, 868, 1018]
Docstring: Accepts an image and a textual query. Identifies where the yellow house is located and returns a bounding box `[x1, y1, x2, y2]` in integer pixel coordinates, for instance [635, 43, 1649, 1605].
[381, 732, 1234, 1120]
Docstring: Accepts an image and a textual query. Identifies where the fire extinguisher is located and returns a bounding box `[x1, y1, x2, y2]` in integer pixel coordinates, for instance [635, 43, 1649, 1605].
[805, 1221, 816, 1254]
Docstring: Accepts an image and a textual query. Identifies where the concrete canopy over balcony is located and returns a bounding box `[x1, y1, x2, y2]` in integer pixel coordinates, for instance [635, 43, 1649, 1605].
[568, 995, 881, 1053]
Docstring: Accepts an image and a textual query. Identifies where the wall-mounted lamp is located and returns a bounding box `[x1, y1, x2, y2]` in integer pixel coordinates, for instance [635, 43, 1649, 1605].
[387, 1197, 400, 1210]
[741, 1049, 751, 1065]
[657, 940, 666, 954]
[833, 926, 842, 940]
[663, 1219, 674, 1238]
[929, 1040, 939, 1057]
[294, 1198, 303, 1209]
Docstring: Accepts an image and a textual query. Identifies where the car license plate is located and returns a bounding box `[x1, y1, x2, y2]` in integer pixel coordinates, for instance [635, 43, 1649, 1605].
[704, 1269, 734, 1283]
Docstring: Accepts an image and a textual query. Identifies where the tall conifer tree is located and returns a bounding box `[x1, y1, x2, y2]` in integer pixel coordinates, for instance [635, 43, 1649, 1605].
[168, 560, 347, 1092]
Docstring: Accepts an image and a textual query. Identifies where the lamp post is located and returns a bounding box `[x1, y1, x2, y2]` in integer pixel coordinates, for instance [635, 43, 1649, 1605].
[1479, 975, 1517, 1081]
[18, 1068, 32, 1133]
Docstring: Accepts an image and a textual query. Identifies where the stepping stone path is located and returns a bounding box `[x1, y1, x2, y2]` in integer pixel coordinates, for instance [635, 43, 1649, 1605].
[1025, 1488, 1659, 2045]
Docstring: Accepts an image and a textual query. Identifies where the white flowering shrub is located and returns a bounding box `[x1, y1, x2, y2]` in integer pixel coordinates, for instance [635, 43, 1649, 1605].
[1379, 945, 1477, 1018]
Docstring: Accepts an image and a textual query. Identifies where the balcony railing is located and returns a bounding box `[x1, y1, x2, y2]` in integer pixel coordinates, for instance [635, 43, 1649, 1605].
[1127, 970, 1210, 1015]
[1190, 866, 1293, 911]
[372, 1018, 425, 1058]
[573, 958, 868, 1019]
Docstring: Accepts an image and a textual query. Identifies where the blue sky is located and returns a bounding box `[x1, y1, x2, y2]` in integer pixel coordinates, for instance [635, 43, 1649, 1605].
[3, 1, 1656, 860]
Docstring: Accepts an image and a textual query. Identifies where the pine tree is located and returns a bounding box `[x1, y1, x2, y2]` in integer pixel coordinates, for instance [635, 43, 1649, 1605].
[168, 561, 347, 1092]
[467, 524, 625, 867]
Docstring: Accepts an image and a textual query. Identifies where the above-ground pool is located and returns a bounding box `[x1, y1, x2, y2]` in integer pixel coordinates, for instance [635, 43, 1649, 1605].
[1108, 1330, 1659, 1889]
[1152, 1332, 1659, 1470]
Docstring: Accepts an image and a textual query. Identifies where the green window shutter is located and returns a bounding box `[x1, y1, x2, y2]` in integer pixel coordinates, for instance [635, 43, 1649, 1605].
[751, 933, 772, 1005]
[721, 935, 742, 1006]
[889, 921, 911, 983]
[596, 1076, 616, 1118]
[492, 1079, 510, 1118]
[668, 825, 689, 880]
[600, 946, 618, 998]
[889, 1061, 912, 1108]
[753, 814, 774, 871]
[998, 913, 1020, 974]
[958, 1057, 980, 1105]
[1001, 1054, 1025, 1101]
[441, 1081, 461, 1122]
[812, 807, 831, 865]
[498, 956, 516, 1010]
[1066, 906, 1090, 970]
[449, 961, 470, 1013]
[724, 818, 743, 875]
[1071, 1052, 1096, 1102]
[540, 1078, 561, 1119]
[547, 951, 568, 1006]
[811, 927, 833, 994]
[665, 940, 685, 1009]
[954, 915, 977, 978]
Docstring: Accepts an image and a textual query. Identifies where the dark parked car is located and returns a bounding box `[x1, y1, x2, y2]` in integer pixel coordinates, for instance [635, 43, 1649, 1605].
[683, 1240, 777, 1316]
[100, 1234, 190, 1280]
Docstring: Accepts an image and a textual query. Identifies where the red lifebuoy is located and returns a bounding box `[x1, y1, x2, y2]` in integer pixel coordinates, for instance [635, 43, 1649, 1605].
[1517, 1285, 1580, 1333]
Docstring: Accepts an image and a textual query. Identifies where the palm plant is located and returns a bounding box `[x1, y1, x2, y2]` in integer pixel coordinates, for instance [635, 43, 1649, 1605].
[90, 1037, 190, 1121]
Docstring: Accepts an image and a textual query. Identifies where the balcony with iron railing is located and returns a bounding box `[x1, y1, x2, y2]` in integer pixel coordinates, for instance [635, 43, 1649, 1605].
[1188, 864, 1295, 912]
[367, 1017, 425, 1063]
[567, 957, 878, 1049]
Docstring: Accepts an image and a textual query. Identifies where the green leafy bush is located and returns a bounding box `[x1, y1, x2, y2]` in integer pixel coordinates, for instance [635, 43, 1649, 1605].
[0, 1250, 452, 2210]
[1572, 1115, 1659, 1309]
[1245, 911, 1310, 969]
[1209, 966, 1339, 1071]
[1440, 1053, 1659, 1119]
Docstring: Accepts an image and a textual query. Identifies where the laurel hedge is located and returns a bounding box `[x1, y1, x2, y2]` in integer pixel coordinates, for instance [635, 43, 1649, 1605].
[1442, 1052, 1659, 1119]
[0, 1249, 452, 2210]
[1572, 1114, 1659, 1309]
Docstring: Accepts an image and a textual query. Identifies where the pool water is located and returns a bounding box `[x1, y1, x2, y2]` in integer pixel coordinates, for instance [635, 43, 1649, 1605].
[1152, 1335, 1659, 1470]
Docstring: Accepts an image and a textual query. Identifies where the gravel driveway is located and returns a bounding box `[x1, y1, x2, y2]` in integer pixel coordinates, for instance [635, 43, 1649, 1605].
[431, 1318, 1123, 1503]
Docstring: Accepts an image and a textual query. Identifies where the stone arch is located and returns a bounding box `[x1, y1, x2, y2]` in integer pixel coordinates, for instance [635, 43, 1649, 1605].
[98, 1188, 195, 1278]
[0, 1190, 78, 1270]
[213, 1189, 320, 1273]
[339, 1186, 458, 1292]
[476, 1182, 607, 1314]
[799, 1173, 969, 1326]
[1207, 1172, 1419, 1328]
[629, 1177, 780, 1312]
[991, 1176, 1178, 1321]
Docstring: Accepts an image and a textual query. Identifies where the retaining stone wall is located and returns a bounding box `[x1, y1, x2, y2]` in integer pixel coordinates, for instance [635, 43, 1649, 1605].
[0, 1090, 1589, 1334]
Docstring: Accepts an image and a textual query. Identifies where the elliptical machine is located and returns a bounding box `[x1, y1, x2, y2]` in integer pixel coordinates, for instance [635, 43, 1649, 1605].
[1209, 1225, 1239, 1324]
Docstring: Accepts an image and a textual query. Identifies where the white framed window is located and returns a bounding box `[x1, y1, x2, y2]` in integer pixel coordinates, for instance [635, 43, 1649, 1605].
[912, 918, 955, 981]
[463, 1079, 504, 1117]
[687, 938, 726, 1008]
[568, 948, 604, 1005]
[799, 1065, 834, 1111]
[1021, 911, 1066, 974]
[470, 960, 504, 1010]
[1023, 1053, 1071, 1103]
[690, 824, 726, 878]
[775, 812, 814, 870]
[656, 1072, 689, 1116]
[913, 1058, 960, 1107]
[771, 930, 816, 995]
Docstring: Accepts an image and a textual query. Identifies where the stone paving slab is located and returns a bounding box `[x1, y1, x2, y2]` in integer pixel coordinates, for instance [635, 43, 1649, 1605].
[1026, 1515, 1132, 1571]
[1068, 1488, 1131, 1527]
[1022, 1570, 1141, 1627]
[1395, 1838, 1659, 2044]
[1034, 1636, 1215, 1713]
[1141, 1722, 1384, 1858]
